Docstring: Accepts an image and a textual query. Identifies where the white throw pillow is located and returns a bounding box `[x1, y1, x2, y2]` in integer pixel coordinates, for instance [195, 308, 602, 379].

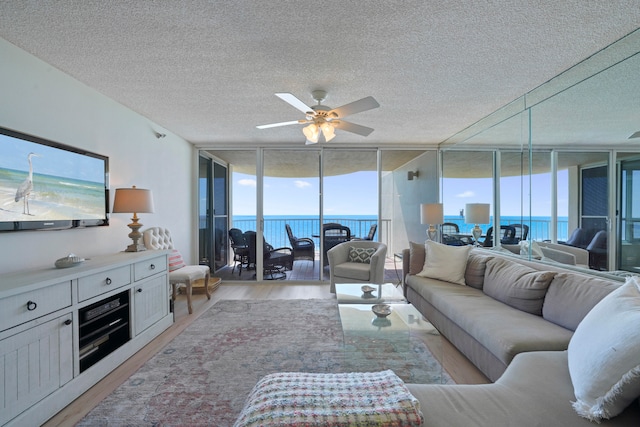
[416, 240, 471, 286]
[567, 276, 640, 422]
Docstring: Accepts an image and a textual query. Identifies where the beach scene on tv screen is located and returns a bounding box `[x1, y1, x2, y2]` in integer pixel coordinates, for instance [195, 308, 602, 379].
[0, 134, 106, 222]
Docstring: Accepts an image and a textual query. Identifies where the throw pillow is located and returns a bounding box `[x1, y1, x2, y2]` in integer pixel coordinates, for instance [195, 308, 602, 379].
[409, 241, 426, 275]
[568, 276, 640, 422]
[168, 249, 186, 272]
[416, 240, 471, 286]
[482, 257, 556, 315]
[348, 247, 376, 264]
[464, 253, 492, 290]
[542, 273, 618, 331]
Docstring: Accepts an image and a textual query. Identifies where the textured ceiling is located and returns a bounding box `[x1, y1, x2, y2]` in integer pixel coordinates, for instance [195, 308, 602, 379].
[1, 1, 639, 149]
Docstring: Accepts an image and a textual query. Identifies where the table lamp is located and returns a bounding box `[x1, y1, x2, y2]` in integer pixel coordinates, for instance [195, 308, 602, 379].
[464, 203, 490, 246]
[112, 186, 155, 252]
[420, 203, 444, 242]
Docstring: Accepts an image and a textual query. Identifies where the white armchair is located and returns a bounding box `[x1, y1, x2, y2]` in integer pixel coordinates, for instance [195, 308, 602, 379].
[143, 226, 210, 314]
[327, 241, 387, 293]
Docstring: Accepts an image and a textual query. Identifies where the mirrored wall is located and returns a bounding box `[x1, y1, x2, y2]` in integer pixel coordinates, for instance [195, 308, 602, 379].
[441, 28, 640, 273]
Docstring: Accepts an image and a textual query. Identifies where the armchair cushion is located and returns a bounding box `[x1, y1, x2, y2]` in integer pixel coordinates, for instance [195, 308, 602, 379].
[334, 262, 372, 281]
[328, 241, 387, 293]
[348, 246, 376, 263]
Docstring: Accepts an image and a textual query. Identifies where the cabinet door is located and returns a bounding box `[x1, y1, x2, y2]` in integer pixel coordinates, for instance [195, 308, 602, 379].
[133, 275, 169, 335]
[0, 313, 73, 426]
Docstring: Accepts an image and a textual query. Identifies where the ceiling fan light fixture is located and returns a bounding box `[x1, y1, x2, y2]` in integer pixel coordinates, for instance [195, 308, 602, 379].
[303, 123, 319, 143]
[321, 122, 336, 142]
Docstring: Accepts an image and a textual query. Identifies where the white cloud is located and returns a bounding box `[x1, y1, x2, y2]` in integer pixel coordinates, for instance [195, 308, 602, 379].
[238, 178, 256, 187]
[294, 180, 311, 188]
[456, 190, 475, 198]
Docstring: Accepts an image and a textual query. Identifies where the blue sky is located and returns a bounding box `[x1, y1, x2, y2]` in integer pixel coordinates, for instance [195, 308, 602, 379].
[0, 134, 105, 183]
[232, 170, 568, 217]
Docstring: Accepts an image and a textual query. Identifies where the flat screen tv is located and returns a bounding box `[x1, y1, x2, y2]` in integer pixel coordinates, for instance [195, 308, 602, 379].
[0, 127, 109, 232]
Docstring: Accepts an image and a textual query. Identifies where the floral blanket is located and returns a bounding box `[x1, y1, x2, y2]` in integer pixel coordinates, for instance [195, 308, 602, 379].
[233, 370, 424, 427]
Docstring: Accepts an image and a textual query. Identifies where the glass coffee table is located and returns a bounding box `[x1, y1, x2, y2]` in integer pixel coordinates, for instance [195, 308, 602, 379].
[335, 283, 406, 304]
[335, 283, 444, 377]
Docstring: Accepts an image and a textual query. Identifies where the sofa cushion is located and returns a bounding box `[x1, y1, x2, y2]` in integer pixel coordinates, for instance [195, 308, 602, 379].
[417, 241, 471, 286]
[568, 277, 640, 422]
[409, 241, 425, 275]
[407, 276, 573, 366]
[483, 257, 556, 315]
[464, 252, 492, 290]
[543, 272, 619, 331]
[348, 246, 375, 263]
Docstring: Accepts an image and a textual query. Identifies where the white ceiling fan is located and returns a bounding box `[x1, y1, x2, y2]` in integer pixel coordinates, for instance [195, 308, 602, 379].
[256, 90, 380, 144]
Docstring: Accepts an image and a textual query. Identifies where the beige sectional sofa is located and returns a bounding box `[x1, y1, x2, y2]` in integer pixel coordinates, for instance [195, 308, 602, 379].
[401, 242, 640, 426]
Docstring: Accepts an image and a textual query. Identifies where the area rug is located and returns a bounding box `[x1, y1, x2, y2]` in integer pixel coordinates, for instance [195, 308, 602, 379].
[78, 299, 451, 427]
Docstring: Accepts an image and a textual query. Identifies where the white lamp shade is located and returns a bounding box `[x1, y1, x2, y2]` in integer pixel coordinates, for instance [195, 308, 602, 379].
[112, 186, 155, 214]
[465, 203, 490, 224]
[420, 203, 444, 225]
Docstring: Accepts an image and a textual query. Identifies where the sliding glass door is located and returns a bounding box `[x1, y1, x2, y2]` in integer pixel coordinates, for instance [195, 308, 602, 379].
[263, 149, 320, 280]
[198, 155, 229, 272]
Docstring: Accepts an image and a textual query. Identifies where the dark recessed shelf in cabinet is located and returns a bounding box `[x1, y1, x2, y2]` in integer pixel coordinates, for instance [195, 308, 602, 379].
[78, 290, 131, 372]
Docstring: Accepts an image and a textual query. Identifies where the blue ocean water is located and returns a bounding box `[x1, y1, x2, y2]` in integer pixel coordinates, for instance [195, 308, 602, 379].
[230, 214, 567, 249]
[232, 215, 376, 249]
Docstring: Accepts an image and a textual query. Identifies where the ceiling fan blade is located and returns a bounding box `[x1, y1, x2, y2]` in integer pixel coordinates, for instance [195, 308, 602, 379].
[330, 96, 379, 118]
[332, 120, 375, 137]
[275, 93, 314, 114]
[256, 120, 306, 129]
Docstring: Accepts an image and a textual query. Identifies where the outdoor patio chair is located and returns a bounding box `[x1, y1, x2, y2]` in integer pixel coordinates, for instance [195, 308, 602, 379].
[510, 223, 529, 241]
[229, 227, 249, 275]
[586, 230, 607, 270]
[561, 227, 588, 248]
[322, 223, 351, 267]
[353, 223, 377, 241]
[285, 224, 315, 266]
[441, 222, 467, 246]
[482, 225, 517, 247]
[327, 240, 387, 293]
[246, 231, 294, 280]
[143, 226, 210, 314]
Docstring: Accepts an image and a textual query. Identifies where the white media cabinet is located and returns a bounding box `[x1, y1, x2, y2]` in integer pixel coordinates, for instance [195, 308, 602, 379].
[0, 251, 174, 426]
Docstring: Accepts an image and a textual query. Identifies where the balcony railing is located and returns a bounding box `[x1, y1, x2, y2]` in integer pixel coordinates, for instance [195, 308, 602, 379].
[228, 216, 566, 255]
[231, 217, 387, 250]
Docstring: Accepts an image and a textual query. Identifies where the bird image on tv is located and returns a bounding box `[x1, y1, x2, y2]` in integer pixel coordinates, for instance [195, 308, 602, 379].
[14, 152, 40, 215]
[0, 132, 108, 225]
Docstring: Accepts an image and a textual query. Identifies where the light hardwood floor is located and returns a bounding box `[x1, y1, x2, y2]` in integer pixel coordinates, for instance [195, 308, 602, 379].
[44, 282, 489, 427]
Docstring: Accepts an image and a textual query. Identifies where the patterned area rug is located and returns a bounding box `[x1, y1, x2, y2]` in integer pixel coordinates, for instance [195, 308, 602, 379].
[78, 299, 451, 427]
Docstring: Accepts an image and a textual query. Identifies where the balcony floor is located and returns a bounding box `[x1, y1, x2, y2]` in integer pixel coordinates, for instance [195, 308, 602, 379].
[214, 255, 403, 284]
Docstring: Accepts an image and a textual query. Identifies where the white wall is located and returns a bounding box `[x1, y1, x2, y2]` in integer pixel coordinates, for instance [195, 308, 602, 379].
[0, 39, 196, 274]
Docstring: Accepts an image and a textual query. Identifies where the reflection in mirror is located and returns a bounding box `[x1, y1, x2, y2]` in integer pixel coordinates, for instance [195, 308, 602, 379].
[551, 152, 610, 271]
[441, 151, 493, 246]
[618, 153, 640, 275]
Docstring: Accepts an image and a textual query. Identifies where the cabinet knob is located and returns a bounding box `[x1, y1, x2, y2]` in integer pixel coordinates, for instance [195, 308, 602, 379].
[137, 288, 143, 293]
[105, 277, 112, 285]
[150, 264, 156, 270]
[64, 319, 72, 326]
[26, 300, 37, 311]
